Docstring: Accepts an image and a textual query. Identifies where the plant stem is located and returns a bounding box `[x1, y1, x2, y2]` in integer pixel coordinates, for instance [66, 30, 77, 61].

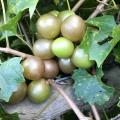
[16, 34, 33, 51]
[96, 0, 108, 5]
[102, 108, 109, 120]
[0, 0, 9, 48]
[17, 24, 33, 51]
[111, 0, 118, 9]
[72, 0, 86, 12]
[88, 0, 110, 18]
[117, 10, 120, 24]
[67, 0, 71, 11]
[0, 47, 31, 58]
[35, 9, 41, 17]
[19, 22, 33, 48]
[48, 79, 91, 120]
[55, 76, 71, 84]
[90, 105, 101, 120]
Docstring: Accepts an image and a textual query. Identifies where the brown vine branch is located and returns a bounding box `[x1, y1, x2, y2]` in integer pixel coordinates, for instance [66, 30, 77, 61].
[89, 0, 110, 18]
[48, 79, 92, 120]
[90, 105, 101, 120]
[96, 0, 108, 5]
[72, 0, 86, 12]
[0, 47, 31, 58]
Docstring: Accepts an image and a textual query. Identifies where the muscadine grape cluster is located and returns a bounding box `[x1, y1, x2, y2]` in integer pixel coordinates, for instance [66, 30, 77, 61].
[9, 10, 94, 104]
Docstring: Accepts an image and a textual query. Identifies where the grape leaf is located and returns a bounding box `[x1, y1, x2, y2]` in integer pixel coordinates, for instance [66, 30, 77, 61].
[113, 25, 120, 63]
[112, 25, 120, 44]
[0, 57, 25, 102]
[0, 12, 22, 40]
[11, 39, 24, 48]
[72, 68, 114, 105]
[87, 15, 116, 34]
[0, 106, 19, 120]
[80, 15, 120, 67]
[7, 0, 39, 18]
[113, 42, 120, 63]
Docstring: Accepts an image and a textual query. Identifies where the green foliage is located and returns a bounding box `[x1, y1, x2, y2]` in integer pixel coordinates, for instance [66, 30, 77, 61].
[7, 0, 39, 18]
[0, 106, 19, 120]
[80, 15, 120, 67]
[113, 42, 120, 63]
[0, 57, 25, 102]
[112, 25, 120, 45]
[117, 97, 120, 107]
[112, 25, 120, 63]
[11, 39, 24, 49]
[72, 68, 114, 105]
[0, 0, 39, 40]
[87, 15, 116, 34]
[0, 12, 22, 40]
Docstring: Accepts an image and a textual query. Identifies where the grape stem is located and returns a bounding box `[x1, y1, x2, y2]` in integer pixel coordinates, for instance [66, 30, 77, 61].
[0, 47, 31, 58]
[35, 9, 41, 17]
[67, 0, 71, 11]
[19, 22, 33, 50]
[17, 24, 32, 51]
[72, 0, 86, 12]
[90, 105, 101, 120]
[72, 0, 109, 16]
[88, 0, 110, 18]
[48, 79, 92, 120]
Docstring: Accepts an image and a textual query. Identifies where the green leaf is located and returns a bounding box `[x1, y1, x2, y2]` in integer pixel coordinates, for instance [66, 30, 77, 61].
[112, 25, 120, 43]
[0, 57, 25, 102]
[0, 12, 22, 40]
[72, 68, 114, 105]
[113, 42, 120, 63]
[0, 106, 19, 120]
[87, 15, 116, 35]
[80, 15, 120, 67]
[11, 39, 25, 48]
[111, 25, 120, 63]
[112, 25, 120, 63]
[7, 0, 39, 18]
